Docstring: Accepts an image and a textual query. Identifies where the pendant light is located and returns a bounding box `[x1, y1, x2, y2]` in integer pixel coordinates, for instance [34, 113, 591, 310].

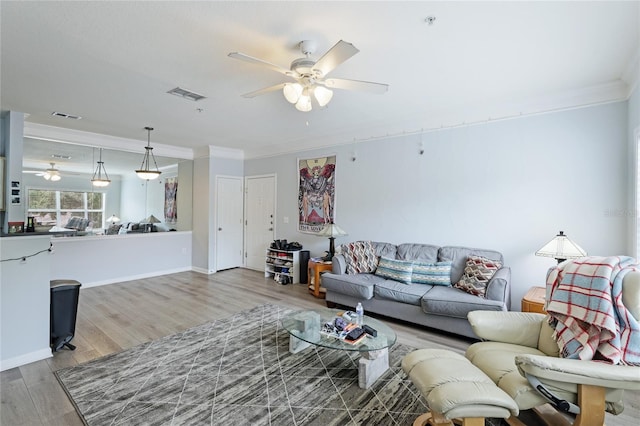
[136, 126, 161, 180]
[91, 148, 111, 187]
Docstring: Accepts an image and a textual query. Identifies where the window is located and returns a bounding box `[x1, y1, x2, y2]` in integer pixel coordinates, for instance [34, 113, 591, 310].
[27, 189, 106, 229]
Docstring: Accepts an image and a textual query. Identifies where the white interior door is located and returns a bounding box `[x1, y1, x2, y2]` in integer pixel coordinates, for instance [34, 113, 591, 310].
[244, 175, 276, 271]
[215, 176, 243, 271]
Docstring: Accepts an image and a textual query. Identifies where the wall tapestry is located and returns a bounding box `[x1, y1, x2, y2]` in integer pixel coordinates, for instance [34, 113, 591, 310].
[164, 177, 178, 224]
[298, 155, 336, 233]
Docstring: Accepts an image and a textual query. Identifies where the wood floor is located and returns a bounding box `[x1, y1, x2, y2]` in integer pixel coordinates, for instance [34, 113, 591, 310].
[1, 268, 638, 425]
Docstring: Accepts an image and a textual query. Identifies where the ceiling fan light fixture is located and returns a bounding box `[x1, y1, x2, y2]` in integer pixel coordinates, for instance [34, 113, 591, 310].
[295, 89, 312, 112]
[43, 162, 61, 181]
[135, 127, 162, 180]
[314, 86, 333, 107]
[283, 83, 303, 104]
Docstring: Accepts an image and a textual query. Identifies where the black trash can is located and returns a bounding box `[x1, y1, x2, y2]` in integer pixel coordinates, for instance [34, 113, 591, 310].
[50, 279, 81, 352]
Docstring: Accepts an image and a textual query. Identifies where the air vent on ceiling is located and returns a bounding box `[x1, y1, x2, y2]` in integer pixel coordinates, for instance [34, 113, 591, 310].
[51, 111, 82, 120]
[51, 154, 72, 160]
[167, 87, 206, 101]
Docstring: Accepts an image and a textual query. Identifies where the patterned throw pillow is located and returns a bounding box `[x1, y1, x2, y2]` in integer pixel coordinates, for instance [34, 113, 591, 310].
[454, 255, 502, 297]
[411, 261, 452, 286]
[343, 241, 378, 274]
[374, 257, 413, 283]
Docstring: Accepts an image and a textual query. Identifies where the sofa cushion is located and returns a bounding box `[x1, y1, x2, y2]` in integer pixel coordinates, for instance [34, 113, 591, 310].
[454, 256, 503, 297]
[438, 246, 505, 284]
[343, 241, 378, 274]
[374, 280, 432, 305]
[396, 243, 439, 262]
[321, 273, 383, 299]
[375, 257, 413, 283]
[421, 286, 506, 319]
[371, 242, 398, 259]
[412, 261, 452, 286]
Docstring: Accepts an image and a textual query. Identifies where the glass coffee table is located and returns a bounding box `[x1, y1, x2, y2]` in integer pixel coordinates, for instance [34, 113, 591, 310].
[281, 307, 397, 389]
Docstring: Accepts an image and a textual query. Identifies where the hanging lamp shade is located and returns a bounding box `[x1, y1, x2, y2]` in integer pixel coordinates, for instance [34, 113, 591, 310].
[91, 148, 111, 187]
[136, 126, 162, 180]
[313, 85, 333, 107]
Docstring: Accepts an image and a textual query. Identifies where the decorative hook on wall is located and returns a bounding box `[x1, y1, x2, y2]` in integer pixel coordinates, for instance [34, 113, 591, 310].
[419, 129, 425, 155]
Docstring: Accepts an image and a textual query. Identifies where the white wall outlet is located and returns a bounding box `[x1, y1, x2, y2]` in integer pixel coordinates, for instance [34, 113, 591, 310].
[283, 216, 289, 224]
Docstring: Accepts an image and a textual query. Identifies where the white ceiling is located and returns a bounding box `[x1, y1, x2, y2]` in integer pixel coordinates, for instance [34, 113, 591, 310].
[2, 1, 639, 161]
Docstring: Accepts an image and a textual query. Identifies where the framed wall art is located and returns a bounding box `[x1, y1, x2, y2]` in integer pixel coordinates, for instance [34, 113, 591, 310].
[298, 155, 336, 233]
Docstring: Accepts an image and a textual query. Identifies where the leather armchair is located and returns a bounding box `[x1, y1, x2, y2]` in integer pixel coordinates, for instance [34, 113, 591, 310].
[465, 271, 640, 426]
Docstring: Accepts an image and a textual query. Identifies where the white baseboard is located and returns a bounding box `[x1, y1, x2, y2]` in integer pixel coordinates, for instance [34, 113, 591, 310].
[191, 267, 216, 275]
[0, 348, 52, 372]
[81, 266, 193, 288]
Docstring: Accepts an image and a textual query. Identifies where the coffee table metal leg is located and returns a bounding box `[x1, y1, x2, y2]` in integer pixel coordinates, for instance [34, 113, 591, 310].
[358, 347, 389, 389]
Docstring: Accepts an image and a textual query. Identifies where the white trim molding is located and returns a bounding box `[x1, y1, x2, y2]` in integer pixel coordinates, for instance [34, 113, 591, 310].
[0, 348, 52, 372]
[24, 122, 194, 160]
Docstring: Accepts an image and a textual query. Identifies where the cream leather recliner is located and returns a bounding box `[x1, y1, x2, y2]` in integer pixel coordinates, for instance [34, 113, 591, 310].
[466, 271, 640, 426]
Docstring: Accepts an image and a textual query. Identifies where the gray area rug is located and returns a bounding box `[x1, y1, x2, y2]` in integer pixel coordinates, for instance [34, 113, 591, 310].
[55, 304, 429, 425]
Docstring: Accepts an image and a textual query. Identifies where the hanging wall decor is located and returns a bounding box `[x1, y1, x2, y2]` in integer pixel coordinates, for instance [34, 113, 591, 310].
[164, 177, 178, 224]
[298, 155, 336, 233]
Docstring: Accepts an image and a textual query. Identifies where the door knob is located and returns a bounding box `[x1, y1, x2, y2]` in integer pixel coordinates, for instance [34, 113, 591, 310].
[218, 227, 222, 231]
[268, 228, 273, 231]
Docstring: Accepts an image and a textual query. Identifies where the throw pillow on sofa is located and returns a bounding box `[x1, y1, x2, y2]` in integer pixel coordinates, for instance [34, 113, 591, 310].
[375, 257, 413, 283]
[412, 261, 453, 286]
[454, 255, 502, 297]
[343, 241, 378, 274]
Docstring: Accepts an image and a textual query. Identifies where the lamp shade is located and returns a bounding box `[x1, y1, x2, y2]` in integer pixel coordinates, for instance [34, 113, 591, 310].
[313, 86, 333, 107]
[295, 90, 312, 112]
[106, 214, 120, 223]
[143, 215, 161, 224]
[316, 223, 347, 238]
[91, 148, 111, 187]
[283, 83, 303, 104]
[535, 231, 587, 261]
[136, 127, 162, 180]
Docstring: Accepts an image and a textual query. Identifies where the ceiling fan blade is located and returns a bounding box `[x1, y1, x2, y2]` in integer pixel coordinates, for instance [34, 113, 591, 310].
[228, 52, 295, 77]
[241, 83, 287, 98]
[323, 78, 389, 94]
[312, 40, 359, 77]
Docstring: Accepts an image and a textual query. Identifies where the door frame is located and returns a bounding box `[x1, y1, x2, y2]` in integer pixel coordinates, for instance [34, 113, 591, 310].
[214, 174, 244, 271]
[244, 173, 277, 269]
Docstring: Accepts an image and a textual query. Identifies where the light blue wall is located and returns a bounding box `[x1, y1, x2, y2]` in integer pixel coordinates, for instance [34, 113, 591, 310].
[245, 101, 630, 309]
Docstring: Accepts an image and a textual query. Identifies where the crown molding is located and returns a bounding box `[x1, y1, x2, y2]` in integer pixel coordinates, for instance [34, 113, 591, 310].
[23, 122, 194, 160]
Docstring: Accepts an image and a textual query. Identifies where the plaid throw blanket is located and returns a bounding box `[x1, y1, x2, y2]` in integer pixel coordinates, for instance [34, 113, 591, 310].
[546, 256, 640, 365]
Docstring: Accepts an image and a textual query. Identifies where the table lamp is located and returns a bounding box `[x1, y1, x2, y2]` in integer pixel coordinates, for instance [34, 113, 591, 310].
[316, 222, 347, 261]
[535, 230, 587, 263]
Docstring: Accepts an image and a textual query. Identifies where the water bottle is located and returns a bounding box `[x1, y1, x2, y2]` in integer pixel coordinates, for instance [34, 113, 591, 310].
[356, 302, 364, 326]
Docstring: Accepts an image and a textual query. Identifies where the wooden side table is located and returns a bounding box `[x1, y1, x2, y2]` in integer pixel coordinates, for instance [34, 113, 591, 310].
[522, 286, 546, 314]
[308, 259, 332, 298]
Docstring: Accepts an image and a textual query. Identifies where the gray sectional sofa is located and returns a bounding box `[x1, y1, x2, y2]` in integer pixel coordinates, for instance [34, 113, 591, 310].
[321, 242, 511, 339]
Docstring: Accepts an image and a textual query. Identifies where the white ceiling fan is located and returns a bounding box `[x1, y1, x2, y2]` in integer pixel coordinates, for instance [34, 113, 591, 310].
[228, 40, 388, 112]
